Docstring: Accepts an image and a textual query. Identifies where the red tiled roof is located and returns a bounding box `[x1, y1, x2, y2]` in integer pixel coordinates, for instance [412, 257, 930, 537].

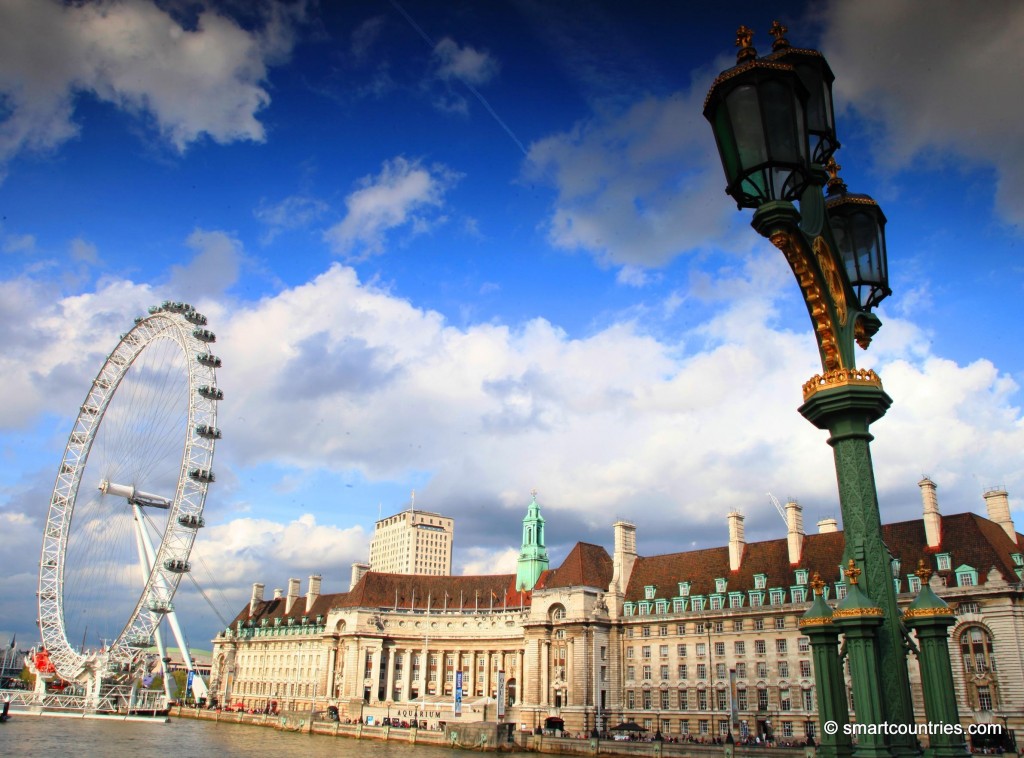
[544, 542, 614, 589]
[623, 512, 1023, 601]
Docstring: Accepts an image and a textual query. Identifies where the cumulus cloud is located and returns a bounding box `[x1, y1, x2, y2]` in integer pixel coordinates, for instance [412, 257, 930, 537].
[821, 0, 1024, 227]
[525, 87, 744, 272]
[0, 0, 304, 174]
[168, 229, 243, 299]
[433, 37, 499, 87]
[324, 157, 460, 259]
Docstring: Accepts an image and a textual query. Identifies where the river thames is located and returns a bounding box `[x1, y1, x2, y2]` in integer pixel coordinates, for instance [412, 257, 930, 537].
[0, 715, 527, 757]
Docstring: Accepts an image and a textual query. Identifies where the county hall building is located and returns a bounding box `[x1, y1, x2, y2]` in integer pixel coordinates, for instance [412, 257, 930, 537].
[210, 482, 1023, 745]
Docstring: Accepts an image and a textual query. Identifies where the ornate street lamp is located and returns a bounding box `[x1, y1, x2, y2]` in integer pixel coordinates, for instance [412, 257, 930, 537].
[703, 22, 963, 758]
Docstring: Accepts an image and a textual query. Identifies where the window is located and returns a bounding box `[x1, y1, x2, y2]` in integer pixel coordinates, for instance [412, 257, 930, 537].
[679, 719, 690, 735]
[737, 687, 747, 710]
[639, 601, 652, 615]
[679, 689, 689, 709]
[803, 689, 814, 711]
[714, 621, 724, 633]
[770, 589, 785, 606]
[795, 569, 808, 585]
[715, 642, 725, 657]
[695, 622, 705, 634]
[643, 665, 652, 680]
[754, 640, 766, 655]
[655, 599, 669, 614]
[661, 665, 670, 679]
[835, 583, 848, 600]
[955, 565, 978, 587]
[660, 624, 669, 636]
[774, 617, 786, 630]
[642, 626, 651, 638]
[780, 688, 791, 711]
[800, 660, 812, 677]
[733, 619, 745, 632]
[782, 721, 794, 737]
[778, 661, 789, 678]
[627, 623, 635, 635]
[754, 574, 767, 590]
[735, 662, 746, 678]
[716, 663, 727, 679]
[691, 597, 705, 612]
[659, 644, 669, 658]
[960, 626, 997, 676]
[661, 689, 670, 709]
[627, 691, 635, 708]
[798, 637, 810, 653]
[753, 618, 765, 631]
[936, 553, 951, 571]
[627, 665, 636, 680]
[730, 592, 745, 609]
[908, 575, 921, 593]
[717, 689, 728, 710]
[679, 581, 691, 596]
[698, 689, 708, 710]
[776, 639, 788, 654]
[676, 624, 686, 635]
[697, 663, 707, 679]
[645, 585, 657, 599]
[643, 690, 652, 709]
[957, 602, 981, 616]
[791, 587, 807, 603]
[757, 688, 769, 711]
[1012, 553, 1023, 567]
[678, 664, 688, 679]
[672, 598, 686, 612]
[677, 644, 687, 656]
[749, 592, 764, 607]
[977, 686, 993, 711]
[699, 718, 709, 735]
[756, 662, 768, 678]
[716, 578, 728, 593]
[696, 642, 706, 657]
[627, 647, 635, 659]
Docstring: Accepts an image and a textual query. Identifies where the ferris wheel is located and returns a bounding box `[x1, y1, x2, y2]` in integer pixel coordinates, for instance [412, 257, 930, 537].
[37, 302, 222, 693]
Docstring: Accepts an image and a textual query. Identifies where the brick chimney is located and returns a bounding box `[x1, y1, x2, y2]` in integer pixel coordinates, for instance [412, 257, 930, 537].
[727, 511, 745, 571]
[610, 521, 637, 594]
[306, 574, 322, 613]
[983, 487, 1017, 542]
[919, 477, 942, 548]
[350, 562, 370, 591]
[786, 500, 804, 565]
[249, 582, 264, 616]
[285, 577, 301, 614]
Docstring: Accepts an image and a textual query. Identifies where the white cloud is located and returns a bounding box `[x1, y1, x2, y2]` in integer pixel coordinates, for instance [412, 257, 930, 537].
[459, 546, 519, 577]
[3, 233, 36, 253]
[0, 0, 304, 173]
[432, 37, 499, 86]
[525, 88, 746, 271]
[254, 194, 329, 243]
[69, 237, 98, 264]
[324, 157, 460, 259]
[168, 229, 243, 299]
[821, 1, 1024, 227]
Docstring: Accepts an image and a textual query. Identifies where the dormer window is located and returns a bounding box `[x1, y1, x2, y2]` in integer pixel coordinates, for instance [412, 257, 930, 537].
[835, 583, 847, 600]
[754, 574, 767, 590]
[729, 591, 745, 609]
[679, 581, 691, 596]
[1012, 553, 1023, 567]
[709, 595, 723, 610]
[790, 586, 807, 603]
[795, 569, 808, 586]
[655, 599, 669, 614]
[645, 585, 657, 600]
[890, 558, 901, 578]
[908, 575, 921, 594]
[936, 553, 952, 572]
[715, 578, 727, 593]
[769, 589, 785, 606]
[672, 598, 686, 612]
[955, 564, 978, 587]
[690, 596, 705, 612]
[624, 602, 636, 616]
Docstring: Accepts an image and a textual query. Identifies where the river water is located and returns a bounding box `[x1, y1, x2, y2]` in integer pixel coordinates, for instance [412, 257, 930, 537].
[0, 715, 525, 757]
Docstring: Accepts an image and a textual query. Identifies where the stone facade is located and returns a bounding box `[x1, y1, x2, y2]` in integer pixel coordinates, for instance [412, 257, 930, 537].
[210, 487, 1023, 747]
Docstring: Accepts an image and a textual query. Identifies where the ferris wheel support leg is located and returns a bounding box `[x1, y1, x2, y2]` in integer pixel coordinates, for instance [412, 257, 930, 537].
[134, 503, 206, 700]
[133, 505, 173, 702]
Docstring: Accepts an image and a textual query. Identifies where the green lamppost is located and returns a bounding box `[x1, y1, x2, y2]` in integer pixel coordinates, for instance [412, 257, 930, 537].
[703, 22, 924, 758]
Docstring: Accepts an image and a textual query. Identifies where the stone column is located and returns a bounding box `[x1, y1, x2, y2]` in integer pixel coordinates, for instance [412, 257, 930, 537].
[517, 648, 525, 703]
[484, 651, 493, 698]
[385, 645, 397, 702]
[400, 650, 412, 702]
[326, 643, 338, 699]
[541, 641, 550, 706]
[567, 637, 575, 706]
[370, 644, 383, 702]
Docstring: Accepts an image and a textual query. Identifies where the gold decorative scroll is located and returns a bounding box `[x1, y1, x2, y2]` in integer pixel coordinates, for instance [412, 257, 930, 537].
[812, 236, 847, 327]
[903, 607, 955, 619]
[770, 231, 844, 371]
[832, 607, 885, 618]
[802, 368, 883, 402]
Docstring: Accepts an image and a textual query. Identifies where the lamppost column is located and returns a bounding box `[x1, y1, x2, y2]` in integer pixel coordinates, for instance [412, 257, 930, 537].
[800, 385, 918, 758]
[903, 563, 969, 758]
[801, 574, 853, 758]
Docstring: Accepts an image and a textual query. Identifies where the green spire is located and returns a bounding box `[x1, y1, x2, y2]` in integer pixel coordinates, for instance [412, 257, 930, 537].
[516, 490, 549, 591]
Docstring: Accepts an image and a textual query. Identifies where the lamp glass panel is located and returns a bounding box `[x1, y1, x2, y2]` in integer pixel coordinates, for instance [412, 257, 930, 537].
[761, 80, 803, 165]
[728, 84, 768, 171]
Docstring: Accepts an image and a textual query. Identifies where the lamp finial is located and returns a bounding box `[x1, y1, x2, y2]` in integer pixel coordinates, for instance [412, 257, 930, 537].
[769, 21, 789, 51]
[844, 558, 862, 585]
[915, 559, 933, 584]
[735, 26, 757, 63]
[825, 157, 848, 195]
[810, 572, 826, 596]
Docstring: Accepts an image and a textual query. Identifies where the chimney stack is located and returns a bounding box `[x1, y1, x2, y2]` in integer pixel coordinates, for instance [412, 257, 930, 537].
[273, 587, 283, 599]
[983, 487, 1017, 542]
[817, 518, 838, 534]
[786, 500, 804, 565]
[306, 574, 322, 613]
[285, 577, 301, 614]
[249, 582, 264, 616]
[919, 477, 942, 548]
[610, 521, 637, 594]
[350, 562, 370, 591]
[727, 511, 746, 571]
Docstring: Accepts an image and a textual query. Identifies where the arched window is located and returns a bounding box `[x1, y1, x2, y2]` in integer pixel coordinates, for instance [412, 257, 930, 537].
[549, 604, 567, 622]
[960, 626, 996, 676]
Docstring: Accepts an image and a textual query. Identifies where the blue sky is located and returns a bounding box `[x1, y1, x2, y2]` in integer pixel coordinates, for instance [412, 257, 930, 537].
[1, 0, 1023, 652]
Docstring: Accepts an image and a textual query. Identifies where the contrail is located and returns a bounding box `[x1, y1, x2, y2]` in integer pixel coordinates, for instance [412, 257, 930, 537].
[388, 0, 529, 156]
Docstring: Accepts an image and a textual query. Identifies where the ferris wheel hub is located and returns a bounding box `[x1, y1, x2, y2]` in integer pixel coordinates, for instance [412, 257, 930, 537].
[98, 479, 171, 509]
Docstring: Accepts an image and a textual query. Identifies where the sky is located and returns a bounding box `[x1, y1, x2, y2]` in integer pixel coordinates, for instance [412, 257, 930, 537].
[1, 0, 1023, 654]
